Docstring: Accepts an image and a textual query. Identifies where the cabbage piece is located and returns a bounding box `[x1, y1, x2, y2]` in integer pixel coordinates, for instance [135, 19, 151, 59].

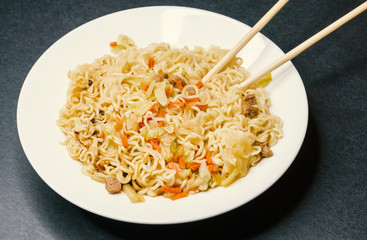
[111, 45, 126, 54]
[175, 144, 195, 163]
[160, 134, 176, 147]
[142, 128, 165, 140]
[221, 167, 238, 187]
[102, 123, 116, 136]
[129, 100, 153, 116]
[154, 81, 168, 106]
[145, 80, 156, 98]
[219, 129, 254, 186]
[125, 77, 142, 87]
[125, 114, 139, 132]
[252, 73, 272, 88]
[122, 184, 145, 203]
[198, 162, 211, 191]
[221, 130, 254, 165]
[176, 169, 191, 179]
[212, 173, 225, 185]
[164, 124, 174, 134]
[170, 139, 178, 153]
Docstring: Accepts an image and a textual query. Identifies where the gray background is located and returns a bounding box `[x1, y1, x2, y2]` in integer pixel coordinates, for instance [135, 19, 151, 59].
[1, 0, 366, 239]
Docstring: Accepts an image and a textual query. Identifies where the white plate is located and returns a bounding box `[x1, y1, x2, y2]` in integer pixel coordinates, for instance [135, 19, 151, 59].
[17, 6, 308, 224]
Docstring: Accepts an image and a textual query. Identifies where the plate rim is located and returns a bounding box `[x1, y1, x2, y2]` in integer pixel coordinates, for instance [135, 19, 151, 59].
[17, 5, 309, 224]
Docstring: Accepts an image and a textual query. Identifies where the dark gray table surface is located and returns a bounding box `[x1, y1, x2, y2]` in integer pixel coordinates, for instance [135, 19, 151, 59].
[1, 0, 366, 239]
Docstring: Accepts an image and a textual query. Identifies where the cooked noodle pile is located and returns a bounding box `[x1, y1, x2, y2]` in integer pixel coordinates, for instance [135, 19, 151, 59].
[57, 35, 282, 202]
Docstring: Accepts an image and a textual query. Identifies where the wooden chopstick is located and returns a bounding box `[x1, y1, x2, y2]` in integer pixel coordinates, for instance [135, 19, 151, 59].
[201, 0, 289, 84]
[238, 1, 367, 89]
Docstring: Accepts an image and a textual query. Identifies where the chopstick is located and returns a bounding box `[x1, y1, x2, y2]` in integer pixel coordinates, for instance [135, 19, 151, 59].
[238, 1, 367, 89]
[201, 0, 289, 84]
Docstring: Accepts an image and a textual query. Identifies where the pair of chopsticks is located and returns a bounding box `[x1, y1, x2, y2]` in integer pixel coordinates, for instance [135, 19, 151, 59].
[201, 0, 367, 89]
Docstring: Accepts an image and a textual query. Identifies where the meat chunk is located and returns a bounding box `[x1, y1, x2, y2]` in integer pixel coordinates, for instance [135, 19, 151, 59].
[104, 177, 122, 194]
[244, 94, 257, 105]
[243, 105, 259, 118]
[168, 75, 182, 84]
[151, 73, 168, 82]
[187, 86, 196, 95]
[260, 142, 273, 158]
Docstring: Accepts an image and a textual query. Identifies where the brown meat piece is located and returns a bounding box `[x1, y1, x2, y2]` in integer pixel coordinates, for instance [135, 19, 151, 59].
[260, 142, 273, 158]
[168, 75, 184, 85]
[243, 105, 259, 118]
[151, 73, 168, 82]
[244, 94, 257, 105]
[187, 86, 196, 95]
[104, 177, 122, 194]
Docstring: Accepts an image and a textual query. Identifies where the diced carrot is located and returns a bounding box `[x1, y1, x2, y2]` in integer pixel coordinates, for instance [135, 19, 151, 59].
[149, 139, 161, 153]
[167, 162, 181, 173]
[176, 81, 184, 91]
[119, 132, 129, 149]
[167, 101, 186, 108]
[178, 157, 186, 169]
[196, 104, 208, 110]
[165, 86, 170, 96]
[156, 110, 165, 118]
[170, 191, 188, 200]
[158, 121, 165, 127]
[161, 186, 182, 194]
[101, 132, 105, 140]
[149, 103, 160, 113]
[114, 117, 123, 131]
[188, 162, 201, 171]
[205, 150, 212, 165]
[115, 123, 123, 131]
[196, 81, 203, 89]
[207, 164, 218, 173]
[148, 57, 155, 68]
[184, 98, 199, 103]
[109, 41, 117, 47]
[113, 117, 122, 123]
[142, 84, 149, 91]
[153, 143, 162, 153]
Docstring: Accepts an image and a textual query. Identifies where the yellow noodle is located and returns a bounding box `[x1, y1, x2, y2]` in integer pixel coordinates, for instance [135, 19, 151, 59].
[57, 35, 283, 200]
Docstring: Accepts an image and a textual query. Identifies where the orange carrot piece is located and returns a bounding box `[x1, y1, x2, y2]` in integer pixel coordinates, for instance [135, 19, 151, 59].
[207, 164, 218, 173]
[167, 162, 181, 173]
[158, 121, 165, 127]
[161, 186, 182, 194]
[114, 117, 123, 131]
[165, 86, 170, 96]
[113, 117, 122, 123]
[184, 98, 199, 103]
[142, 84, 149, 91]
[149, 103, 160, 112]
[156, 109, 165, 118]
[205, 150, 212, 165]
[196, 81, 203, 89]
[119, 132, 129, 148]
[109, 41, 117, 47]
[176, 81, 184, 91]
[170, 191, 188, 200]
[188, 162, 201, 172]
[101, 132, 105, 140]
[148, 139, 161, 153]
[178, 157, 186, 169]
[153, 143, 162, 153]
[148, 57, 155, 68]
[196, 104, 208, 110]
[167, 101, 186, 108]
